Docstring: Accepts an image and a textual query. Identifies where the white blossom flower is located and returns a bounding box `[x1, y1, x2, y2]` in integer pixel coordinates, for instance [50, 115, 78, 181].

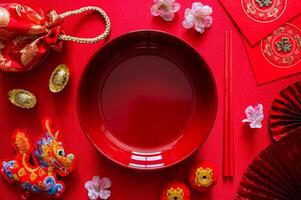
[182, 2, 213, 33]
[151, 0, 181, 22]
[85, 176, 112, 200]
[242, 104, 264, 129]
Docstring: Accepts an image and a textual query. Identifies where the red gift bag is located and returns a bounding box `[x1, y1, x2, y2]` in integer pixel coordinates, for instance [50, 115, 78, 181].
[0, 3, 110, 72]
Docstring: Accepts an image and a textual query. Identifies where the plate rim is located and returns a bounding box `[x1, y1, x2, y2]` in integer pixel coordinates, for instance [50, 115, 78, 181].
[76, 29, 218, 170]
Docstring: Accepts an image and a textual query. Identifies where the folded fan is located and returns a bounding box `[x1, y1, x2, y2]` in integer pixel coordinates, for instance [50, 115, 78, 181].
[236, 129, 301, 200]
[269, 81, 301, 141]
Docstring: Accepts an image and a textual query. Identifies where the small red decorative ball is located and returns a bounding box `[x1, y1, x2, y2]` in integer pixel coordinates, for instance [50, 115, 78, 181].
[188, 161, 217, 192]
[160, 181, 190, 200]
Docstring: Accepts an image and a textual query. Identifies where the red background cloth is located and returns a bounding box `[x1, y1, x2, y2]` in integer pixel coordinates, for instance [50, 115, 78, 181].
[0, 0, 300, 199]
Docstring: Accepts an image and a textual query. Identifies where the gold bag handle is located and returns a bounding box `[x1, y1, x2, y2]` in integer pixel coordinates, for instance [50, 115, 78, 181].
[58, 6, 111, 44]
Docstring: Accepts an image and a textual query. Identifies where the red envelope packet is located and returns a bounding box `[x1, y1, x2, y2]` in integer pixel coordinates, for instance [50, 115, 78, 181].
[219, 0, 301, 46]
[244, 16, 301, 85]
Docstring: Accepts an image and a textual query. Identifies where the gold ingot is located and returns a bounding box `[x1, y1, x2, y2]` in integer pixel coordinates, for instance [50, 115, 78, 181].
[49, 64, 70, 93]
[8, 89, 36, 109]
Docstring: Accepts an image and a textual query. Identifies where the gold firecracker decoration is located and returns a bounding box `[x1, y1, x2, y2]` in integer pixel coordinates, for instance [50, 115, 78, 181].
[8, 89, 36, 109]
[49, 64, 70, 93]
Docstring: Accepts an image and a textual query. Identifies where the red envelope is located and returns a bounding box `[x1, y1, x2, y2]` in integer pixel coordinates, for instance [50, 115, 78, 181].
[244, 16, 301, 85]
[219, 0, 301, 46]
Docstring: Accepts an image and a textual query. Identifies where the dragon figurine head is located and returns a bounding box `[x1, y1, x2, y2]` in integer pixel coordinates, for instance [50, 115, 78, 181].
[34, 119, 74, 176]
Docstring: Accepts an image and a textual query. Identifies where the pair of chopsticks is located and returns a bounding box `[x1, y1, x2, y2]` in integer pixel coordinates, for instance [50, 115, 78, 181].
[223, 31, 234, 178]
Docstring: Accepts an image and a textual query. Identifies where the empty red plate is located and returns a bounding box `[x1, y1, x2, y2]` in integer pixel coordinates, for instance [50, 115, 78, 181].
[77, 31, 217, 170]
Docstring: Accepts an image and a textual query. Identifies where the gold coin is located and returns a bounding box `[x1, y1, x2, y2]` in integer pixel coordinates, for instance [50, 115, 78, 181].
[49, 64, 70, 93]
[8, 89, 36, 109]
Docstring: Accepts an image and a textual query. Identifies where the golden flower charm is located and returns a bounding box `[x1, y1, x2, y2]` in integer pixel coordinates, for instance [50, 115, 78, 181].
[167, 187, 184, 200]
[161, 181, 190, 200]
[195, 167, 213, 187]
[49, 64, 70, 93]
[8, 89, 36, 109]
[0, 7, 10, 27]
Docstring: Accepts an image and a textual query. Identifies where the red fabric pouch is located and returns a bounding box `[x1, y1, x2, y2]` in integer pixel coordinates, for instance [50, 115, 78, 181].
[0, 3, 110, 72]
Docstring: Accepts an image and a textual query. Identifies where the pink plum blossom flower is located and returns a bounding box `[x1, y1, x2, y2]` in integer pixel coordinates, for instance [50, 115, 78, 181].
[182, 2, 213, 33]
[242, 104, 264, 129]
[85, 176, 112, 200]
[151, 0, 181, 22]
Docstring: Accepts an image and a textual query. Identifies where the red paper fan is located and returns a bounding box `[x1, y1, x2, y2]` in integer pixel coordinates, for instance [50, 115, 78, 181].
[269, 81, 301, 141]
[236, 129, 301, 200]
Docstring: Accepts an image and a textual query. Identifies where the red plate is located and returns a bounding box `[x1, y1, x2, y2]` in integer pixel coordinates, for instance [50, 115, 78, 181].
[77, 30, 217, 170]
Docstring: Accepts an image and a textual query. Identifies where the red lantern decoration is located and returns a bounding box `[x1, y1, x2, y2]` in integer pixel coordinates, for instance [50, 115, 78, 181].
[160, 181, 190, 200]
[188, 161, 217, 192]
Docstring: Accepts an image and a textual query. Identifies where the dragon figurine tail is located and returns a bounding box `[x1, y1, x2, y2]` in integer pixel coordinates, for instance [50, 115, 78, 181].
[13, 130, 31, 154]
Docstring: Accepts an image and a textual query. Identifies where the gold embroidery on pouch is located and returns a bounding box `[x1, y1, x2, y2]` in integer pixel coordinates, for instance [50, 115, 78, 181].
[0, 7, 10, 27]
[0, 52, 11, 69]
[28, 25, 45, 35]
[0, 41, 4, 49]
[11, 4, 25, 17]
[20, 41, 39, 66]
